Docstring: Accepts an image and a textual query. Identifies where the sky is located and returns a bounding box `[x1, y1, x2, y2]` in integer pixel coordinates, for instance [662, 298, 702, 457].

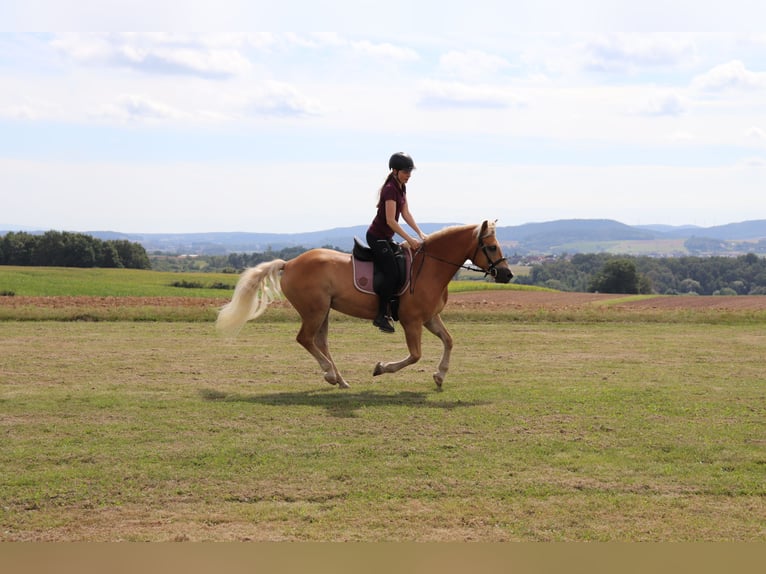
[2, 2, 766, 234]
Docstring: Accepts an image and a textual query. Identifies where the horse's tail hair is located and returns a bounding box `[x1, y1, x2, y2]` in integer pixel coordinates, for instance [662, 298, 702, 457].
[216, 259, 286, 337]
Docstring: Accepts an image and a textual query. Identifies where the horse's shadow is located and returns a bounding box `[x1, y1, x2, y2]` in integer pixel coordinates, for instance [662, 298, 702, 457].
[200, 387, 488, 418]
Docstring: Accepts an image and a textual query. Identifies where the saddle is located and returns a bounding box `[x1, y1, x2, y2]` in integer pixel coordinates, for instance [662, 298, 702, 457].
[351, 237, 411, 301]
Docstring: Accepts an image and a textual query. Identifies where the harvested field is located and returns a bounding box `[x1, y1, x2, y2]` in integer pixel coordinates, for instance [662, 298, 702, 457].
[4, 291, 766, 314]
[447, 291, 766, 312]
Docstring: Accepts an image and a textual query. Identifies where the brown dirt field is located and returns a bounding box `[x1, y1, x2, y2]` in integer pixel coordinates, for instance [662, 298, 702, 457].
[3, 291, 766, 313]
[448, 291, 766, 311]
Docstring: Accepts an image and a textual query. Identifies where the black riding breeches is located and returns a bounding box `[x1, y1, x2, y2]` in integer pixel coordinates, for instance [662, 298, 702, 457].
[366, 233, 399, 313]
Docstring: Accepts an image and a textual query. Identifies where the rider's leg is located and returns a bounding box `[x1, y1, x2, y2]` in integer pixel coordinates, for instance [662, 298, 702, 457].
[370, 239, 397, 333]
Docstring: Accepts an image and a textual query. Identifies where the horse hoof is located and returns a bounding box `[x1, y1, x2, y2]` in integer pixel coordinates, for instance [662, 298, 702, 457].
[324, 373, 338, 385]
[433, 374, 443, 389]
[338, 380, 350, 389]
[373, 363, 383, 377]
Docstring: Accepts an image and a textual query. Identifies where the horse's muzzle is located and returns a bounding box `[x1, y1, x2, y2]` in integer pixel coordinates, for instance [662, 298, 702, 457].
[491, 267, 513, 284]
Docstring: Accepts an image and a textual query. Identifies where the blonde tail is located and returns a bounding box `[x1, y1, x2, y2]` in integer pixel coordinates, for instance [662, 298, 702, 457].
[216, 259, 286, 337]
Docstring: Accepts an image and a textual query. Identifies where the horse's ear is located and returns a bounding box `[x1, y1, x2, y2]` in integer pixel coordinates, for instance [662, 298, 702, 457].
[480, 220, 489, 235]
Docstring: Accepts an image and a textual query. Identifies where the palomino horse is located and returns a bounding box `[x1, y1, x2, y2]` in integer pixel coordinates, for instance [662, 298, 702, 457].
[216, 220, 513, 389]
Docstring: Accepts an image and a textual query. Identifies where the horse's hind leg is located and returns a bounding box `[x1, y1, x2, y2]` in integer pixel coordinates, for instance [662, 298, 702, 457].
[314, 311, 349, 389]
[296, 309, 350, 389]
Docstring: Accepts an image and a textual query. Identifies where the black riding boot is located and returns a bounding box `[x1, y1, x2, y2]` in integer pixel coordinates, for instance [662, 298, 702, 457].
[369, 237, 398, 334]
[373, 302, 395, 333]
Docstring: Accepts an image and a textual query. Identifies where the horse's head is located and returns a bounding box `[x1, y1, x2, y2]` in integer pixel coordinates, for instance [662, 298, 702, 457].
[472, 220, 513, 283]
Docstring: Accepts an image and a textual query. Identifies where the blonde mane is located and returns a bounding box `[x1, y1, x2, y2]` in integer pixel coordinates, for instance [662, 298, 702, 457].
[423, 221, 495, 246]
[477, 220, 497, 239]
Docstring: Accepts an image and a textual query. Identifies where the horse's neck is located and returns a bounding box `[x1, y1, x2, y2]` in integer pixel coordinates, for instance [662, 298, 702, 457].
[424, 225, 476, 280]
[427, 225, 475, 260]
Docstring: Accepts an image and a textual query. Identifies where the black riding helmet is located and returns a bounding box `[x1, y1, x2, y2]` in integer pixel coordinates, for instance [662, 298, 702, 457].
[389, 152, 415, 172]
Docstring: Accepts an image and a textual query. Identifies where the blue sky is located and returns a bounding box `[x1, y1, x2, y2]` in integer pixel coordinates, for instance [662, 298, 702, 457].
[2, 5, 766, 233]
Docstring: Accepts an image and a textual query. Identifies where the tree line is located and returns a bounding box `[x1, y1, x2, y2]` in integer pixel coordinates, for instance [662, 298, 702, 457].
[154, 248, 766, 295]
[0, 231, 151, 269]
[514, 253, 766, 295]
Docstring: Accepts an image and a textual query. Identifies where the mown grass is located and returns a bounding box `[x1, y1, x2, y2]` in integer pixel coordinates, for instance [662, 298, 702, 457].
[0, 299, 221, 323]
[0, 266, 238, 298]
[1, 318, 765, 541]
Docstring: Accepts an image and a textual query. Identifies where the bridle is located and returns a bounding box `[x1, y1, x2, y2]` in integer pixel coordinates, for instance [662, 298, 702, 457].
[470, 233, 508, 279]
[409, 230, 508, 293]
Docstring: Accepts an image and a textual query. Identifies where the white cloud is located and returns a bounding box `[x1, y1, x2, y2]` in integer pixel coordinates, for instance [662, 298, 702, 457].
[746, 126, 766, 140]
[692, 60, 766, 92]
[583, 34, 696, 72]
[439, 49, 511, 79]
[350, 40, 419, 62]
[97, 95, 185, 122]
[49, 34, 111, 63]
[1, 103, 41, 120]
[132, 46, 250, 78]
[736, 157, 766, 167]
[51, 33, 251, 78]
[666, 131, 694, 142]
[279, 33, 419, 63]
[635, 92, 688, 117]
[245, 81, 323, 117]
[417, 80, 524, 109]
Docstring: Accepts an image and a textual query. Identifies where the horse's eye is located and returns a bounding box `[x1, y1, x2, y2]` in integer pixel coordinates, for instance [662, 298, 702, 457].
[487, 245, 498, 253]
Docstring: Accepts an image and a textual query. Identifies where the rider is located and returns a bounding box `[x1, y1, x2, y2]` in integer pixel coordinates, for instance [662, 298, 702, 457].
[366, 152, 428, 333]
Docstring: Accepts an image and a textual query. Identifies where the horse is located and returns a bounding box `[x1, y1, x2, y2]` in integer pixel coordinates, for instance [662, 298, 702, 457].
[216, 220, 513, 389]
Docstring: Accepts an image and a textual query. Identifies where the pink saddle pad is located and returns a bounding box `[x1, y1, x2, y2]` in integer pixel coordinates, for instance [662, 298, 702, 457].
[352, 249, 412, 295]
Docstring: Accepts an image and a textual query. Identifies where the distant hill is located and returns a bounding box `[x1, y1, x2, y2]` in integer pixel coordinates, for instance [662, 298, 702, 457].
[679, 220, 766, 240]
[496, 219, 656, 251]
[79, 223, 460, 255]
[4, 219, 766, 256]
[634, 224, 703, 234]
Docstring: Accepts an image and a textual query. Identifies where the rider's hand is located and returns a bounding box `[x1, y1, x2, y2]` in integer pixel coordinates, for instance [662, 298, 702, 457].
[407, 238, 421, 250]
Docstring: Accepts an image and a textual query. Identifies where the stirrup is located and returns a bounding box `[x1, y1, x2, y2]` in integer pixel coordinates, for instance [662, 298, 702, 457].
[373, 315, 395, 333]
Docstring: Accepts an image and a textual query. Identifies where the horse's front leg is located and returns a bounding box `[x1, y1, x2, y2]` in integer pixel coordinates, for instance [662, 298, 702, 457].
[372, 321, 422, 377]
[423, 314, 453, 389]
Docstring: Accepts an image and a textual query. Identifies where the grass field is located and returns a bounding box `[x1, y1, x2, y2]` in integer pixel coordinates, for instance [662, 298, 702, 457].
[2, 316, 765, 540]
[0, 266, 239, 298]
[1, 266, 765, 541]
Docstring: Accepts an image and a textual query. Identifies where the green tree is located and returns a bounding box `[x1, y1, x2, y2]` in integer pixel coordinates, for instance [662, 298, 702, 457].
[108, 240, 151, 269]
[97, 242, 124, 268]
[31, 231, 64, 266]
[1, 231, 151, 269]
[679, 278, 702, 294]
[1, 232, 35, 265]
[589, 259, 640, 294]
